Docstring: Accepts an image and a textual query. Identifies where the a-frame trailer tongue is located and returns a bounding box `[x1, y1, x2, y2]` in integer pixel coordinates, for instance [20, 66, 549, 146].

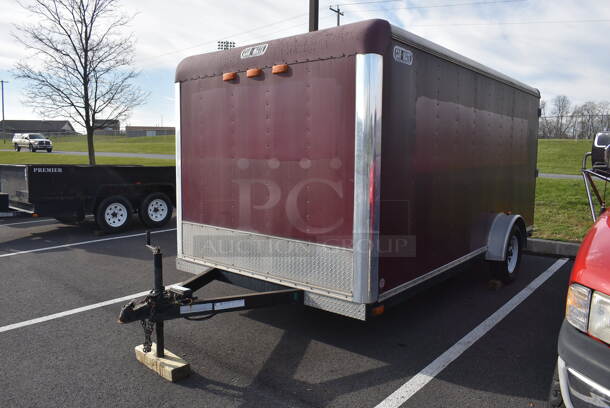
[118, 232, 303, 381]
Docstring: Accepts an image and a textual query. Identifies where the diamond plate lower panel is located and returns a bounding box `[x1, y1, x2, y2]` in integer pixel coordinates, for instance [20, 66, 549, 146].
[304, 292, 366, 320]
[182, 222, 354, 296]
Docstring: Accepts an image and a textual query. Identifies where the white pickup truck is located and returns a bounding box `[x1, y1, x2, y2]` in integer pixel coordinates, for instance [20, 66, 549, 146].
[12, 133, 53, 153]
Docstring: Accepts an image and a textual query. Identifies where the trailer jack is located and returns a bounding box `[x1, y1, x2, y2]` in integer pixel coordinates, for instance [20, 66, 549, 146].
[118, 231, 303, 381]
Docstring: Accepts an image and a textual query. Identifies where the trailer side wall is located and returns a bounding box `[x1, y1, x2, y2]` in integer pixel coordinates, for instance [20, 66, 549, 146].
[377, 37, 539, 296]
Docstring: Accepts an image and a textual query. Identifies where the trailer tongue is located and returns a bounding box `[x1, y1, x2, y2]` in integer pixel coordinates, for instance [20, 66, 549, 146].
[118, 232, 303, 381]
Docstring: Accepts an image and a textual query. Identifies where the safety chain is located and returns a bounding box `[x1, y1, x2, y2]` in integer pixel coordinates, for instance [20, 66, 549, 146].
[140, 319, 155, 353]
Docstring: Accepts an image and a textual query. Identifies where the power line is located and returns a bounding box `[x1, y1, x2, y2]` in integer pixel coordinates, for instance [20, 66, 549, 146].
[336, 0, 525, 8]
[410, 18, 610, 27]
[333, 0, 405, 5]
[135, 12, 310, 64]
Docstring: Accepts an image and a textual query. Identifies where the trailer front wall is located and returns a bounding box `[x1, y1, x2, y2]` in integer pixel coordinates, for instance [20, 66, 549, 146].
[180, 58, 356, 247]
[179, 55, 360, 297]
[378, 39, 539, 294]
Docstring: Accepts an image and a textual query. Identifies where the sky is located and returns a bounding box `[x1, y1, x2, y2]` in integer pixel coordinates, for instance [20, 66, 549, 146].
[0, 0, 609, 130]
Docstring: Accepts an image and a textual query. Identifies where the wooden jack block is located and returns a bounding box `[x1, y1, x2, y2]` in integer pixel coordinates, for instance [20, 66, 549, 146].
[135, 343, 191, 382]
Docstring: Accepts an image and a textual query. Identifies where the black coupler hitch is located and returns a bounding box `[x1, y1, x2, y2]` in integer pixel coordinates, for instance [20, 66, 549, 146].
[118, 232, 303, 356]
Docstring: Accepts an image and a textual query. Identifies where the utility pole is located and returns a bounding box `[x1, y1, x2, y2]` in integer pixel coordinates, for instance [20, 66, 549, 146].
[309, 0, 319, 32]
[329, 5, 344, 26]
[0, 80, 7, 144]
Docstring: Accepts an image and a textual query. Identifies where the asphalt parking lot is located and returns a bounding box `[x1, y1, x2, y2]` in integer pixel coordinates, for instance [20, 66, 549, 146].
[0, 215, 572, 408]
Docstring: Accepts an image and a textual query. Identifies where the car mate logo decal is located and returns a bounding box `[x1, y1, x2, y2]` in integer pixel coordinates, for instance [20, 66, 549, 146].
[240, 44, 268, 59]
[393, 46, 414, 65]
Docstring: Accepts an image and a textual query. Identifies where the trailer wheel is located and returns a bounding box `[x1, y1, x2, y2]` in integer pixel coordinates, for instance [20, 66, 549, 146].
[14, 143, 20, 152]
[139, 192, 172, 228]
[491, 225, 523, 283]
[96, 195, 133, 233]
[29, 144, 36, 153]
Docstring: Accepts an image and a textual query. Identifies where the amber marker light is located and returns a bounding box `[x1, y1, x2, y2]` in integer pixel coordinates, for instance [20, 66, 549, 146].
[272, 64, 289, 74]
[246, 68, 262, 78]
[223, 72, 237, 81]
[371, 305, 385, 317]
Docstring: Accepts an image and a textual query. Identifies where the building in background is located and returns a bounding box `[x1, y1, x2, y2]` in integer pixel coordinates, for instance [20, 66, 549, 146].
[0, 119, 75, 138]
[93, 119, 120, 135]
[93, 119, 120, 130]
[125, 126, 175, 137]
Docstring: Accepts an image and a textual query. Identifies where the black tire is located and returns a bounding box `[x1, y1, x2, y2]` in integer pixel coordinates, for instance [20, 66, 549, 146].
[47, 148, 52, 153]
[29, 144, 36, 152]
[14, 143, 20, 152]
[548, 361, 565, 407]
[491, 225, 523, 283]
[95, 195, 133, 233]
[138, 192, 173, 228]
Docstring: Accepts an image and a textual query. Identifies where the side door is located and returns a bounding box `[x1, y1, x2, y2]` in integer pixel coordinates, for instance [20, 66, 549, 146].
[20, 135, 29, 148]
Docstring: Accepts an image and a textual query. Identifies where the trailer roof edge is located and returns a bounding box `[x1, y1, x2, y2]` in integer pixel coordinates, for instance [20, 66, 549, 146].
[390, 26, 540, 98]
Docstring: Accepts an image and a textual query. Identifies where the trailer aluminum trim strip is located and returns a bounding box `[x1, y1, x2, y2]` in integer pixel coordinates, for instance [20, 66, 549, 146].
[378, 247, 487, 302]
[175, 82, 183, 257]
[352, 53, 383, 304]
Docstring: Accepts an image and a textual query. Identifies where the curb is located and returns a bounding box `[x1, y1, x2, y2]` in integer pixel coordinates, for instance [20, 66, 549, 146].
[526, 238, 580, 258]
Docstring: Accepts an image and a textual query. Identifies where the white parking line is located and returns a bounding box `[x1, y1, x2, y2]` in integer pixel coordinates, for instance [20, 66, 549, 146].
[0, 291, 150, 334]
[0, 218, 55, 227]
[0, 228, 176, 258]
[375, 257, 570, 408]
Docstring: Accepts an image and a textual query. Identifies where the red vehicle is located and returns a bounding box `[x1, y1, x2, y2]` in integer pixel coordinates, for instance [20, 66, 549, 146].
[549, 133, 610, 407]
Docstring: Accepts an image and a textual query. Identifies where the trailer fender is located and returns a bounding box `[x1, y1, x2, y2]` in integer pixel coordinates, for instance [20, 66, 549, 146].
[485, 213, 527, 262]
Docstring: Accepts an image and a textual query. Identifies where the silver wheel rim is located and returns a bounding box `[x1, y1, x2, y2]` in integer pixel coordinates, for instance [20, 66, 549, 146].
[104, 202, 128, 227]
[147, 198, 168, 222]
[506, 235, 519, 274]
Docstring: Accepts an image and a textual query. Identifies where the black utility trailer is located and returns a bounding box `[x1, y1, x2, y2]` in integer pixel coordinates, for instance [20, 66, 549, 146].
[0, 164, 175, 232]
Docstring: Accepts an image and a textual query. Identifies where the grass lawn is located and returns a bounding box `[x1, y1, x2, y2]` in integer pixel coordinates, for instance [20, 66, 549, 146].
[11, 136, 591, 176]
[0, 151, 174, 166]
[537, 139, 592, 175]
[0, 144, 600, 242]
[44, 134, 175, 155]
[533, 177, 596, 242]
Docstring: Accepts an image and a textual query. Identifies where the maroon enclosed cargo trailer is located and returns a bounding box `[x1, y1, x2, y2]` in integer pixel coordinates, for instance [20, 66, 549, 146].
[174, 19, 540, 320]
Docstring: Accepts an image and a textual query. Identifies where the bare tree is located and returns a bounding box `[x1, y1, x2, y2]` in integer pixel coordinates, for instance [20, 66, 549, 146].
[13, 0, 146, 164]
[538, 99, 552, 138]
[550, 95, 573, 138]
